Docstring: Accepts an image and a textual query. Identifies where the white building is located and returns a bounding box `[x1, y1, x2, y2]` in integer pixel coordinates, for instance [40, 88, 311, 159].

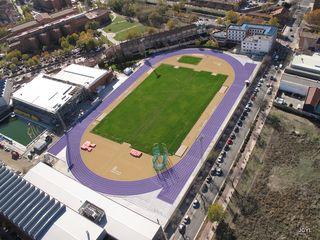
[291, 53, 320, 75]
[227, 23, 278, 54]
[54, 64, 113, 91]
[24, 162, 166, 240]
[12, 64, 113, 126]
[241, 35, 275, 54]
[12, 73, 82, 125]
[0, 164, 106, 240]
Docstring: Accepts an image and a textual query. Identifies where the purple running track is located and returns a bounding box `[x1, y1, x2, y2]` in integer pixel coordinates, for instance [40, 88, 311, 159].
[48, 48, 256, 204]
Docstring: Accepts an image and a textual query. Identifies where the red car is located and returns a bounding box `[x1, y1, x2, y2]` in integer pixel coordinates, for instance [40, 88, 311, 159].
[227, 138, 233, 145]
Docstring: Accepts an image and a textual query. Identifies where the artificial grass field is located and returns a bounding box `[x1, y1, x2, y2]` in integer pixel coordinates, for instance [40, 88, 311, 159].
[92, 64, 227, 154]
[178, 56, 202, 65]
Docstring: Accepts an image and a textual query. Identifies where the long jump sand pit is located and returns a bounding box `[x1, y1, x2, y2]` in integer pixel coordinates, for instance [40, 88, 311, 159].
[80, 53, 235, 181]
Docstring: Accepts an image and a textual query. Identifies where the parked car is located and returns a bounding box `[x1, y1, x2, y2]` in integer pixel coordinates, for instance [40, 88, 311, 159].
[217, 156, 224, 164]
[230, 133, 236, 139]
[227, 138, 233, 145]
[213, 167, 223, 176]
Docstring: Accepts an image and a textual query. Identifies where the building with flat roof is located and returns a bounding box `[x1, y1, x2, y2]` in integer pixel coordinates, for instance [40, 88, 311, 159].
[24, 162, 166, 240]
[12, 74, 83, 126]
[0, 164, 106, 240]
[12, 64, 112, 126]
[54, 64, 113, 91]
[227, 23, 277, 54]
[291, 53, 320, 75]
[241, 35, 275, 54]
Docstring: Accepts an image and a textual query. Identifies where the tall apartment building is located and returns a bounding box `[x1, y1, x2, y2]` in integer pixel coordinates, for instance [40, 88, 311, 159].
[33, 0, 72, 12]
[227, 23, 277, 54]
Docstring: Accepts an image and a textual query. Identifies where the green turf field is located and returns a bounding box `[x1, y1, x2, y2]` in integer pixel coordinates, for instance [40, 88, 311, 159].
[92, 64, 227, 154]
[178, 56, 202, 65]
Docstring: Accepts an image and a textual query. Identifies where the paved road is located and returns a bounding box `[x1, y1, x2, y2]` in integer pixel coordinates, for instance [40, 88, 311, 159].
[171, 64, 279, 240]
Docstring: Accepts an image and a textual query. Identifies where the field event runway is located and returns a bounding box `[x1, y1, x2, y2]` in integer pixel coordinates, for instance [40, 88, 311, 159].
[49, 48, 257, 204]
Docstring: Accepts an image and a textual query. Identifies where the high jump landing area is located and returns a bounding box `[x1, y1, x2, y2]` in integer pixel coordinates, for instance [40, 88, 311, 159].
[48, 48, 258, 204]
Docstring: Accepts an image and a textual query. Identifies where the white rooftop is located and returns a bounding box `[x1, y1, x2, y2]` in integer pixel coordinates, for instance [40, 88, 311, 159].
[24, 163, 162, 240]
[42, 208, 105, 240]
[291, 53, 320, 74]
[54, 64, 109, 89]
[12, 74, 76, 114]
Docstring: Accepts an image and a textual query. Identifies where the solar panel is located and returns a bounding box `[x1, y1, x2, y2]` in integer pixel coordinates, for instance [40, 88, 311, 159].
[0, 165, 66, 240]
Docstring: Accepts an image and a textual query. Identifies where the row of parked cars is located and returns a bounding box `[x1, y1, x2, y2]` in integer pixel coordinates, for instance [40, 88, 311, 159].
[178, 76, 267, 234]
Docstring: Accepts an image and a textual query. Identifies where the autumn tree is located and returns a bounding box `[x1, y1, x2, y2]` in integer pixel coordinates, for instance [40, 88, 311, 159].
[166, 19, 175, 30]
[208, 203, 226, 223]
[205, 39, 219, 49]
[225, 10, 240, 24]
[304, 9, 320, 26]
[268, 17, 280, 27]
[237, 15, 253, 25]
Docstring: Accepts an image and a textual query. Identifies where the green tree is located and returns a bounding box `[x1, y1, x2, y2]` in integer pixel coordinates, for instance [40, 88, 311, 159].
[61, 39, 71, 49]
[32, 55, 40, 65]
[67, 33, 79, 45]
[166, 19, 175, 30]
[26, 58, 36, 67]
[268, 17, 279, 27]
[85, 20, 100, 30]
[147, 27, 157, 34]
[216, 17, 224, 25]
[225, 10, 239, 24]
[22, 54, 29, 61]
[126, 29, 142, 39]
[0, 27, 8, 38]
[237, 15, 253, 24]
[108, 0, 124, 13]
[205, 39, 219, 49]
[6, 50, 21, 60]
[9, 63, 16, 71]
[207, 203, 226, 223]
[148, 10, 164, 27]
[195, 39, 202, 46]
[11, 57, 19, 65]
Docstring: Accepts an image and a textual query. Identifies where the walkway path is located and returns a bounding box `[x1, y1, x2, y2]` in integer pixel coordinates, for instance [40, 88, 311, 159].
[48, 48, 256, 204]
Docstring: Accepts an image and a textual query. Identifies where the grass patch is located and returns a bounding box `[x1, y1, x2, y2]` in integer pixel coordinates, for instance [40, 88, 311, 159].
[104, 16, 140, 33]
[178, 55, 202, 65]
[92, 64, 227, 154]
[114, 25, 150, 41]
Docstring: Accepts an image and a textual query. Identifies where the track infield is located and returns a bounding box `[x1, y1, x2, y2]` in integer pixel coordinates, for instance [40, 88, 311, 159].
[177, 55, 202, 65]
[92, 64, 227, 154]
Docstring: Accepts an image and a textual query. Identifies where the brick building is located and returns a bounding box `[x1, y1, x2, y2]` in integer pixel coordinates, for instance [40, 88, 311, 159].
[105, 23, 208, 62]
[7, 8, 110, 52]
